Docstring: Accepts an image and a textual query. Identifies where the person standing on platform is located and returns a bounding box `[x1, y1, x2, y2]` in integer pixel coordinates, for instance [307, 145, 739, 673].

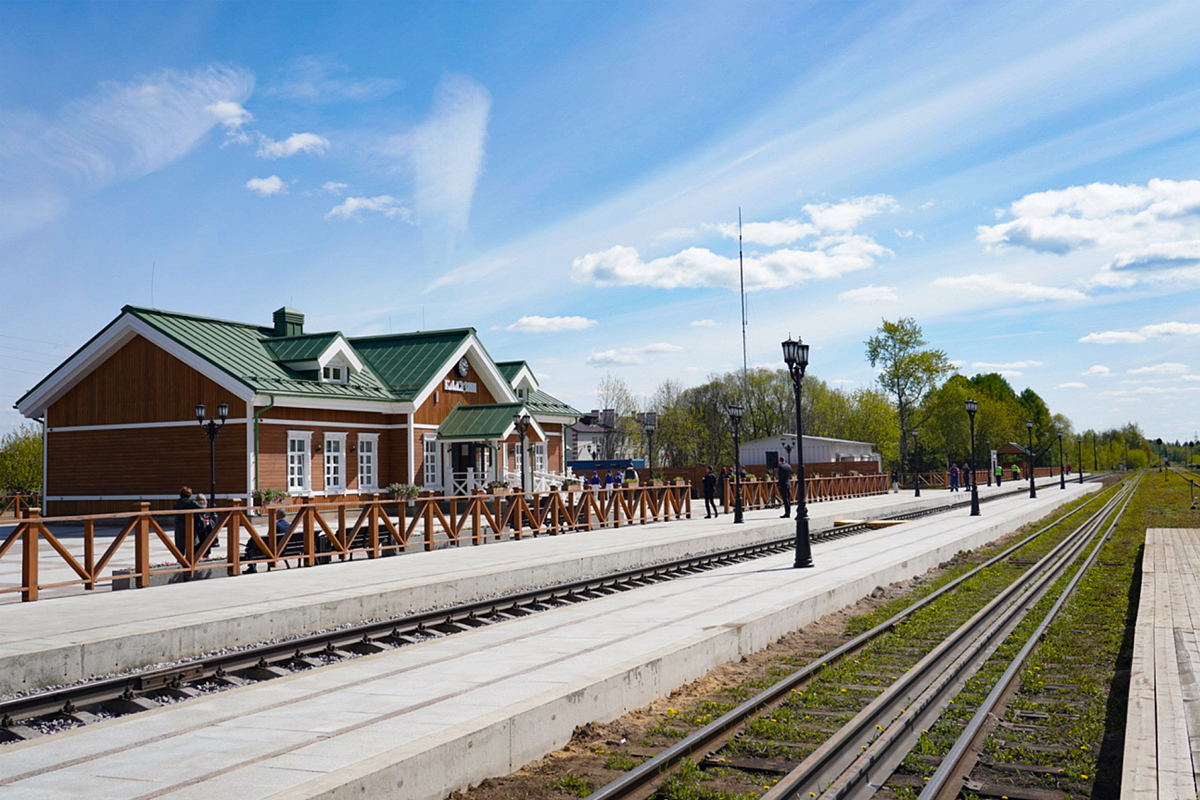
[702, 466, 719, 518]
[173, 486, 200, 554]
[949, 463, 960, 492]
[777, 460, 793, 518]
[995, 462, 1002, 486]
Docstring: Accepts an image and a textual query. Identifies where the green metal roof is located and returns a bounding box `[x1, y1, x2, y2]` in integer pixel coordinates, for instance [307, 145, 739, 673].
[494, 360, 527, 383]
[437, 402, 525, 441]
[264, 333, 340, 362]
[348, 329, 474, 401]
[525, 388, 580, 417]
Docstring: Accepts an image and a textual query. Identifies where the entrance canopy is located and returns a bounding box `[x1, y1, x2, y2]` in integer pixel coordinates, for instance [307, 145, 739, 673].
[437, 402, 546, 442]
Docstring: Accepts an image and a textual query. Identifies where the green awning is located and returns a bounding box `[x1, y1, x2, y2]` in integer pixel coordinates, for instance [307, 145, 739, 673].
[437, 402, 527, 441]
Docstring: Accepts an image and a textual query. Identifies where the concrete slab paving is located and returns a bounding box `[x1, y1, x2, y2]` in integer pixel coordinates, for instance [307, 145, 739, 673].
[0, 479, 1099, 800]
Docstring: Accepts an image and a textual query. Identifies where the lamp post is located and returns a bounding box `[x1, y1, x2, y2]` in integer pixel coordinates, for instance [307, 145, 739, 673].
[642, 412, 658, 476]
[195, 401, 229, 508]
[965, 399, 980, 516]
[911, 429, 921, 498]
[782, 437, 794, 468]
[1026, 419, 1037, 499]
[728, 404, 744, 524]
[782, 336, 813, 568]
[1077, 436, 1084, 484]
[1057, 431, 1065, 490]
[1093, 433, 1100, 473]
[512, 413, 531, 492]
[1156, 437, 1163, 472]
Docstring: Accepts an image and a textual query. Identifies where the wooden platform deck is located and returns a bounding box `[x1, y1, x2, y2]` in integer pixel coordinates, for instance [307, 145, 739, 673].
[1123, 528, 1200, 800]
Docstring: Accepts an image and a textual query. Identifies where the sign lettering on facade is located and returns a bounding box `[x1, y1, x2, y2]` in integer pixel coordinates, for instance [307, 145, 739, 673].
[444, 379, 477, 394]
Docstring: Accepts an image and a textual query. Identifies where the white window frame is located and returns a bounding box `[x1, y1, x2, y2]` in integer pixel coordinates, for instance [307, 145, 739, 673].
[534, 441, 546, 474]
[322, 356, 348, 384]
[287, 431, 312, 494]
[358, 433, 379, 491]
[324, 433, 347, 494]
[423, 434, 440, 488]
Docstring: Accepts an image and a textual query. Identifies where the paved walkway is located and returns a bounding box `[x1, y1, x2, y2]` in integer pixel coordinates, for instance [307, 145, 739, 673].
[1122, 528, 1200, 799]
[0, 478, 1095, 800]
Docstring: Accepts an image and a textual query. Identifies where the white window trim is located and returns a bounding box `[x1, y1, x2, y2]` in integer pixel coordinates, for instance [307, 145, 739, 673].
[358, 433, 380, 491]
[287, 431, 313, 495]
[324, 432, 347, 494]
[423, 433, 441, 489]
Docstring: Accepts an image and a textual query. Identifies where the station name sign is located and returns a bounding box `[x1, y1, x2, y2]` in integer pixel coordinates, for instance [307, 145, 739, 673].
[444, 379, 477, 394]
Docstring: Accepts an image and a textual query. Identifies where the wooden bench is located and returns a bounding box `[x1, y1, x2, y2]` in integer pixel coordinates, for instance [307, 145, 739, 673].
[1121, 528, 1200, 799]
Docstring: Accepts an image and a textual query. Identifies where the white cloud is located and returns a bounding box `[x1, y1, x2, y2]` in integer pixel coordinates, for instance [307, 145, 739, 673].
[1058, 382, 1086, 389]
[1127, 362, 1190, 375]
[506, 315, 597, 333]
[257, 132, 330, 159]
[1, 64, 254, 240]
[1083, 365, 1111, 376]
[587, 343, 684, 366]
[325, 195, 411, 222]
[894, 228, 922, 239]
[206, 100, 252, 130]
[1183, 375, 1200, 382]
[716, 218, 819, 246]
[973, 360, 1044, 370]
[244, 175, 286, 196]
[804, 194, 899, 231]
[932, 273, 1086, 301]
[690, 319, 718, 327]
[390, 74, 491, 231]
[322, 181, 348, 195]
[268, 56, 402, 103]
[977, 179, 1200, 287]
[838, 284, 898, 303]
[1078, 321, 1200, 344]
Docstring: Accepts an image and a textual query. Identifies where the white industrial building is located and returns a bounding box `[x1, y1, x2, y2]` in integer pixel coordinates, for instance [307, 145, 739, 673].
[739, 434, 880, 469]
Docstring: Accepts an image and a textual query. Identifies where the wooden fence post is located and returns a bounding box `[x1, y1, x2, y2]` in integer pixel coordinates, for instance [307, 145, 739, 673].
[21, 509, 39, 602]
[134, 502, 151, 589]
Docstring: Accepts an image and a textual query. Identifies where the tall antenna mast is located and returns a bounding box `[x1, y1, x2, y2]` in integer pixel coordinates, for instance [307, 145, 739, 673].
[739, 208, 749, 407]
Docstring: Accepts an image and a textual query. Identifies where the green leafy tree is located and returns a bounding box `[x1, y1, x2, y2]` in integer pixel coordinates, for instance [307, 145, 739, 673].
[865, 318, 954, 469]
[0, 424, 42, 494]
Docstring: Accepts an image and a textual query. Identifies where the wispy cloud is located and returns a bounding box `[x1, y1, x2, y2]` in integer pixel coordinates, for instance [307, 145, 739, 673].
[268, 56, 402, 103]
[587, 343, 683, 366]
[1083, 365, 1111, 376]
[1, 64, 254, 240]
[973, 360, 1045, 370]
[245, 175, 286, 196]
[690, 319, 718, 327]
[325, 195, 411, 221]
[322, 181, 348, 195]
[256, 132, 330, 159]
[838, 284, 898, 303]
[1127, 362, 1190, 375]
[978, 179, 1200, 288]
[574, 195, 897, 291]
[1078, 321, 1200, 344]
[1058, 382, 1086, 389]
[932, 273, 1086, 301]
[507, 315, 597, 333]
[206, 100, 252, 130]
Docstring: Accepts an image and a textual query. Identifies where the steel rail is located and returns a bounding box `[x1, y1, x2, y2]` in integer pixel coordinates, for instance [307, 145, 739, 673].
[588, 478, 1117, 800]
[919, 473, 1141, 799]
[759, 479, 1133, 800]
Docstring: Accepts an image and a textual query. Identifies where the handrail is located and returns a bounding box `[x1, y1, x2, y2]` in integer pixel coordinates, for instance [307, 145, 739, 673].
[0, 484, 692, 602]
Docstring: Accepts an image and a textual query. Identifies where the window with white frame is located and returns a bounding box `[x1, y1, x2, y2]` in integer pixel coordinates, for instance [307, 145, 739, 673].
[322, 356, 349, 384]
[358, 434, 378, 490]
[423, 435, 439, 487]
[324, 433, 346, 493]
[534, 441, 546, 474]
[287, 432, 312, 493]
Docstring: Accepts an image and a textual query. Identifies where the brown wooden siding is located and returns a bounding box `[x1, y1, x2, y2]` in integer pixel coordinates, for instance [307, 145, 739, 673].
[48, 335, 246, 427]
[413, 361, 499, 425]
[47, 424, 247, 498]
[256, 424, 407, 493]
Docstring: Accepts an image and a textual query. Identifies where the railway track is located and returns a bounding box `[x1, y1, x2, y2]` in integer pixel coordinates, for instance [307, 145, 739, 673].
[0, 482, 1058, 741]
[589, 474, 1129, 800]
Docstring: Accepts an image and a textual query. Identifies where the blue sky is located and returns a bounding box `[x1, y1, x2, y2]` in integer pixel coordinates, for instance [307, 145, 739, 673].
[2, 0, 1198, 442]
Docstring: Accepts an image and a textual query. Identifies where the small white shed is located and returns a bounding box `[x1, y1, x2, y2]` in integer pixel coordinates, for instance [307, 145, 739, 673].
[739, 434, 879, 468]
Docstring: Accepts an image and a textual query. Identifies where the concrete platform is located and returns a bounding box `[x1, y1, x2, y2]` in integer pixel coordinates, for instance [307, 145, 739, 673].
[0, 479, 1060, 697]
[0, 478, 1097, 800]
[1122, 528, 1200, 800]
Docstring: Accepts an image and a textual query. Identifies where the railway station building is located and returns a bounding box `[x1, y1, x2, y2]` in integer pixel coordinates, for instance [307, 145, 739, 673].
[15, 306, 581, 516]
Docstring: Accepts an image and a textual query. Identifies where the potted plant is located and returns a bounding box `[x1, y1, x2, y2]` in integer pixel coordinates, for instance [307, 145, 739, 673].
[488, 481, 510, 495]
[563, 478, 582, 493]
[385, 482, 420, 501]
[251, 488, 287, 516]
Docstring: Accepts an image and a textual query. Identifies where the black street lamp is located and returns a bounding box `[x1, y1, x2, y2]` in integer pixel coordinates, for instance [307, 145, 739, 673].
[781, 437, 794, 467]
[910, 429, 921, 498]
[195, 401, 229, 508]
[965, 399, 980, 516]
[1093, 433, 1100, 473]
[1057, 431, 1065, 490]
[728, 404, 745, 525]
[512, 413, 531, 492]
[1156, 437, 1164, 472]
[1077, 436, 1084, 484]
[782, 336, 813, 568]
[642, 412, 658, 475]
[1026, 419, 1037, 499]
